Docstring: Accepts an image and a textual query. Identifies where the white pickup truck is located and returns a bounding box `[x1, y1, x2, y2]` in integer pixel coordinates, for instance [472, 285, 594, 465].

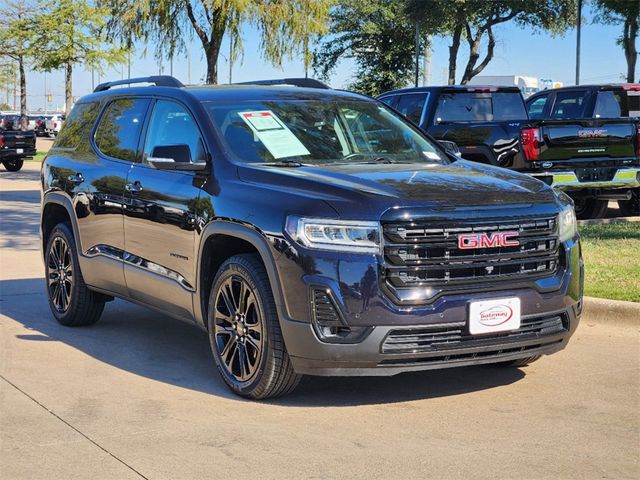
[45, 114, 65, 137]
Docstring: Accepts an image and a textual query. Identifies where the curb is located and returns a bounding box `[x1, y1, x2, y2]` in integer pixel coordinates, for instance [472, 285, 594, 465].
[582, 297, 640, 326]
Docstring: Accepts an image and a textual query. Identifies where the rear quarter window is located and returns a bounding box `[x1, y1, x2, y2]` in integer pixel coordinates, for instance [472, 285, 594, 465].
[54, 102, 100, 151]
[435, 92, 526, 122]
[94, 98, 150, 162]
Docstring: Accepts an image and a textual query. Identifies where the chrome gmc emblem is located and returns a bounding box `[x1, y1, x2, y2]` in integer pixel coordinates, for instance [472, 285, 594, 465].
[458, 231, 520, 249]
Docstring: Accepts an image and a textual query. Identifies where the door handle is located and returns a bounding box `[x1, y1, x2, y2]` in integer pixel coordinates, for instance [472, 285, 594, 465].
[125, 182, 143, 193]
[67, 173, 84, 185]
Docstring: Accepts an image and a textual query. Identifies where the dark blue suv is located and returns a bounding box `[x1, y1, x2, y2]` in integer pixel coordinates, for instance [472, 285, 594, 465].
[41, 76, 583, 399]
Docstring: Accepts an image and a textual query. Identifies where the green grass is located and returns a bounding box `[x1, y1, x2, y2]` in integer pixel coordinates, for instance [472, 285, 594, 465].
[579, 222, 640, 302]
[26, 151, 47, 162]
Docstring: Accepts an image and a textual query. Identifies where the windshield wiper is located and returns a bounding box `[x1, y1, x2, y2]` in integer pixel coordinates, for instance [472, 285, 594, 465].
[262, 160, 308, 167]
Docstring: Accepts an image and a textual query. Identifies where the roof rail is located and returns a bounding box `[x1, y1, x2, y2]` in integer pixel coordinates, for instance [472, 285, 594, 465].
[93, 75, 184, 93]
[233, 78, 330, 89]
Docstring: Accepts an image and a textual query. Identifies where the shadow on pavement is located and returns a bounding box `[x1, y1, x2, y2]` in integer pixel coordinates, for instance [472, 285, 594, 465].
[0, 166, 41, 183]
[1, 277, 525, 407]
[0, 190, 41, 250]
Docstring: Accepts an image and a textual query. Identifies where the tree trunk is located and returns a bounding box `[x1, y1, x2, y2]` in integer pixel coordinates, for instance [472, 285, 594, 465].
[65, 62, 73, 113]
[19, 56, 26, 131]
[448, 23, 463, 85]
[205, 43, 220, 84]
[461, 27, 496, 84]
[623, 18, 638, 83]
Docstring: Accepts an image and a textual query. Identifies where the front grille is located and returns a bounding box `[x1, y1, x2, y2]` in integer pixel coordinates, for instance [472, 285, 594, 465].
[382, 215, 559, 293]
[381, 314, 567, 355]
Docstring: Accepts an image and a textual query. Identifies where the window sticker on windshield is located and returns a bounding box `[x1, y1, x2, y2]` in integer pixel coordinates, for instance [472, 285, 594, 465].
[239, 110, 310, 159]
[423, 151, 441, 160]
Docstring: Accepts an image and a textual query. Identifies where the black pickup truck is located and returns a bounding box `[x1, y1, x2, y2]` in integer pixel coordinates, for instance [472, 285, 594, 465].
[379, 85, 640, 218]
[526, 84, 640, 217]
[0, 125, 37, 172]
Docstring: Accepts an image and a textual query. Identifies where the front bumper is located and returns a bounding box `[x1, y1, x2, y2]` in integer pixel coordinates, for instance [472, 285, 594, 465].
[530, 167, 640, 191]
[284, 307, 579, 376]
[277, 237, 584, 376]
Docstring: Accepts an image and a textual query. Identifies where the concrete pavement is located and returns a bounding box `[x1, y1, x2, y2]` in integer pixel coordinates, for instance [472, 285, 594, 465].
[1, 163, 639, 479]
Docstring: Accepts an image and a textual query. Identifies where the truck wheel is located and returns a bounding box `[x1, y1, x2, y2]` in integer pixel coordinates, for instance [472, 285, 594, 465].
[207, 254, 301, 399]
[618, 189, 639, 217]
[2, 159, 24, 172]
[497, 355, 541, 367]
[45, 223, 105, 326]
[573, 198, 608, 220]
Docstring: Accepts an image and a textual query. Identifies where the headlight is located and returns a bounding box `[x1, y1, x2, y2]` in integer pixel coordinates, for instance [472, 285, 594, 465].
[285, 217, 381, 254]
[558, 205, 577, 242]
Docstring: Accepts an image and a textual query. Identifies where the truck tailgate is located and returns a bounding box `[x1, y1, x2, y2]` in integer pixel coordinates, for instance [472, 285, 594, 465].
[1, 130, 37, 149]
[539, 119, 637, 162]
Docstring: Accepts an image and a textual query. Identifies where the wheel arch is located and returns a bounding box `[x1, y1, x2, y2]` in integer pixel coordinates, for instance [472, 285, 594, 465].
[41, 193, 81, 258]
[196, 221, 285, 331]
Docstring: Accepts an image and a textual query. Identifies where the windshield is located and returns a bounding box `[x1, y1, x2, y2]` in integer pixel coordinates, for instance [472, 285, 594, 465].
[435, 92, 527, 122]
[207, 99, 447, 165]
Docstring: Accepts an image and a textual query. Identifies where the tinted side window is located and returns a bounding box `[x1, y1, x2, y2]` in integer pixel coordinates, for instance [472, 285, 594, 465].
[94, 98, 150, 162]
[396, 94, 427, 124]
[143, 100, 205, 164]
[594, 91, 623, 118]
[527, 95, 549, 120]
[550, 91, 588, 119]
[55, 101, 100, 150]
[379, 96, 398, 108]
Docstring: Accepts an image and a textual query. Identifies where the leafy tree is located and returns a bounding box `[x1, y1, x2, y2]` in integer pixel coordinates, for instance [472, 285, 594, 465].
[99, 0, 333, 85]
[407, 0, 577, 84]
[32, 0, 127, 113]
[594, 0, 639, 82]
[314, 0, 424, 96]
[0, 1, 37, 129]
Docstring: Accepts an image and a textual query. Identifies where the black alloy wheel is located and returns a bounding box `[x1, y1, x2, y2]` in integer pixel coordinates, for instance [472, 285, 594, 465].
[47, 236, 73, 313]
[213, 275, 264, 382]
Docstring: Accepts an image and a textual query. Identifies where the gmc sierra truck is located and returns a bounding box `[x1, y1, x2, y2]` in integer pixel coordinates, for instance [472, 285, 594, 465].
[41, 76, 583, 399]
[379, 85, 640, 218]
[526, 84, 640, 217]
[0, 127, 37, 171]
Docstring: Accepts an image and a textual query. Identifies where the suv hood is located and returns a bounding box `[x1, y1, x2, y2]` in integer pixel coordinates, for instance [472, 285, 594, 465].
[238, 159, 557, 218]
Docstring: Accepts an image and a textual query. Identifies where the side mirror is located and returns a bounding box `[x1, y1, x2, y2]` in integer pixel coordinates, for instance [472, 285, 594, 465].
[148, 144, 207, 171]
[437, 140, 461, 157]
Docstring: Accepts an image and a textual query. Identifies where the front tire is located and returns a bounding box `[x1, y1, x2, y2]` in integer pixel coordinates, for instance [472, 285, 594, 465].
[2, 159, 24, 172]
[207, 254, 301, 399]
[45, 223, 105, 326]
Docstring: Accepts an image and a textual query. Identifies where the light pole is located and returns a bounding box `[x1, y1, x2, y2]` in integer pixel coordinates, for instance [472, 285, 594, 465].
[575, 0, 582, 85]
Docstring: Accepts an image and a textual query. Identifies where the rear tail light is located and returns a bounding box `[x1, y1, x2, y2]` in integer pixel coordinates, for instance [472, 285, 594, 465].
[521, 127, 541, 161]
[621, 84, 640, 91]
[0, 135, 4, 148]
[53, 122, 58, 128]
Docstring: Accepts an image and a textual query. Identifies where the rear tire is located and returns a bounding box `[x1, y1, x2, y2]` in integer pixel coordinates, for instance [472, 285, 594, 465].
[618, 189, 639, 217]
[497, 355, 541, 367]
[45, 223, 105, 326]
[573, 198, 608, 220]
[2, 159, 24, 172]
[207, 254, 301, 399]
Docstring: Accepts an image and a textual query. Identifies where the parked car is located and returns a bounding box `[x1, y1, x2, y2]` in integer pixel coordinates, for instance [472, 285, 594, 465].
[41, 76, 583, 399]
[0, 127, 37, 171]
[379, 85, 640, 219]
[526, 84, 640, 217]
[45, 113, 65, 137]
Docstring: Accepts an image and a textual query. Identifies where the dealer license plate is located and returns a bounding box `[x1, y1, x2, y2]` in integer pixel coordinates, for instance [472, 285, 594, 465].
[469, 297, 521, 335]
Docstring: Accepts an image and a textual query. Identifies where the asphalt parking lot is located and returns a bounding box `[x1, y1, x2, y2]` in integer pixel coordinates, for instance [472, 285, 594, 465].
[1, 163, 639, 480]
